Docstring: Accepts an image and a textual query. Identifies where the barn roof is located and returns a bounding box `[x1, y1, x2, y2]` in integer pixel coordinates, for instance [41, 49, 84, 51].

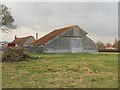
[30, 25, 87, 46]
[12, 36, 34, 46]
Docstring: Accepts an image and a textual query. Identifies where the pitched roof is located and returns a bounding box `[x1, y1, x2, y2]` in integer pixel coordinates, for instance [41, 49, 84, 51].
[30, 25, 86, 46]
[11, 36, 34, 46]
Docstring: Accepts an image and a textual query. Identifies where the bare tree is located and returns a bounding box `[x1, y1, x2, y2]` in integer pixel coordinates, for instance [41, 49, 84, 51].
[0, 3, 17, 31]
[97, 41, 106, 51]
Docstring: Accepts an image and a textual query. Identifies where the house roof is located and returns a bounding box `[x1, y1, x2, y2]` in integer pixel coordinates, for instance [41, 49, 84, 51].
[11, 36, 34, 46]
[30, 25, 87, 46]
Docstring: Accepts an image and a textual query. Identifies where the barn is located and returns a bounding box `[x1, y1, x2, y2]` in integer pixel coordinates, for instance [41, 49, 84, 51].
[29, 25, 98, 53]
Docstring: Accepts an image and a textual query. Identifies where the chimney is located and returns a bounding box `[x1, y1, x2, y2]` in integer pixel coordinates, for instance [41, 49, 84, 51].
[15, 35, 17, 39]
[36, 33, 38, 40]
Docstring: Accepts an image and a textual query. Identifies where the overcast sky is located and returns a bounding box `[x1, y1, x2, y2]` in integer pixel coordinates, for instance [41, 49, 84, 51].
[0, 2, 118, 44]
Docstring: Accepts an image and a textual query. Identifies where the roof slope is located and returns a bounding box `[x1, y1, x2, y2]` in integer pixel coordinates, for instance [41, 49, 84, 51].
[12, 36, 34, 46]
[30, 25, 78, 46]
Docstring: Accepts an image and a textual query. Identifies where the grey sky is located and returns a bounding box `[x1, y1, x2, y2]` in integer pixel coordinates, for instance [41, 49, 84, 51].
[1, 2, 118, 43]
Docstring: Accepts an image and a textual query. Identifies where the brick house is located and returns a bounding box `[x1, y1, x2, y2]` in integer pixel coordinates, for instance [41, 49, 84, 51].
[11, 35, 35, 46]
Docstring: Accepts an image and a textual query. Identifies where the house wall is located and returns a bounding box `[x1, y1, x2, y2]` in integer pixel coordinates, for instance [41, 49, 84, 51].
[74, 26, 98, 52]
[44, 36, 71, 53]
[82, 36, 98, 52]
[73, 26, 87, 37]
[63, 26, 97, 53]
[24, 46, 44, 53]
[70, 38, 83, 53]
[23, 37, 35, 46]
[62, 26, 86, 37]
[63, 29, 73, 36]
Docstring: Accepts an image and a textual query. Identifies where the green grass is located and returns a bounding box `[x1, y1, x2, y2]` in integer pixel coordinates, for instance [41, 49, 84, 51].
[2, 52, 118, 88]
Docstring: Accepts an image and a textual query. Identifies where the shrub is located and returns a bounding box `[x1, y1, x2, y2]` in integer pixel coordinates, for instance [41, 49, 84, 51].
[2, 47, 30, 62]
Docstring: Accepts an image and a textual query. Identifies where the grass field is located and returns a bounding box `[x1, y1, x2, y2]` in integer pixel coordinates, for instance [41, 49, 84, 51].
[2, 52, 118, 88]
